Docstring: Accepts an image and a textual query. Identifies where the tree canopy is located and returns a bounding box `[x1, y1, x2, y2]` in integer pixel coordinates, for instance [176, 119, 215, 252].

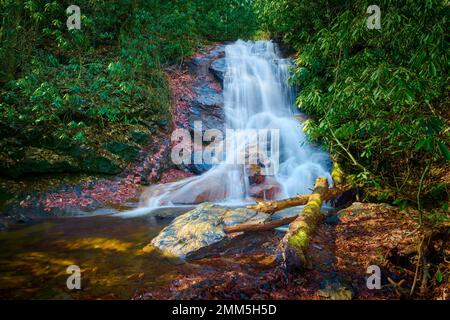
[255, 0, 449, 216]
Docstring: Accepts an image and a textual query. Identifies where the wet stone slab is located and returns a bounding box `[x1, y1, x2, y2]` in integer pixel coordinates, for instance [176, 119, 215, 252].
[209, 58, 226, 84]
[148, 202, 269, 259]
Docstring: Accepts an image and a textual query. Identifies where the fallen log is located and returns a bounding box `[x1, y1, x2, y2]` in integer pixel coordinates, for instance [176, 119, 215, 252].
[246, 195, 310, 213]
[224, 215, 297, 234]
[279, 177, 329, 272]
[247, 162, 345, 213]
[224, 163, 344, 271]
[246, 188, 345, 213]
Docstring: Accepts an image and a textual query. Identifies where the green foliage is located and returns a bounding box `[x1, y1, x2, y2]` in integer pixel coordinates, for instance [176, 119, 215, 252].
[194, 0, 258, 41]
[255, 0, 449, 208]
[0, 0, 257, 174]
[0, 0, 169, 137]
[0, 0, 257, 123]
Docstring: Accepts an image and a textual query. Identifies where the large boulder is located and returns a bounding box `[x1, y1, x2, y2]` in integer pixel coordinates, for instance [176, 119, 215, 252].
[0, 145, 123, 178]
[147, 202, 269, 259]
[0, 147, 79, 178]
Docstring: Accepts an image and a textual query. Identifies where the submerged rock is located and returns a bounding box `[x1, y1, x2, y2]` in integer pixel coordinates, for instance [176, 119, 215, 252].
[148, 202, 269, 259]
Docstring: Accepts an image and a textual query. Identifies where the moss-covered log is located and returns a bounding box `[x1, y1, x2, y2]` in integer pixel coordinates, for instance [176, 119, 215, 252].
[278, 177, 329, 272]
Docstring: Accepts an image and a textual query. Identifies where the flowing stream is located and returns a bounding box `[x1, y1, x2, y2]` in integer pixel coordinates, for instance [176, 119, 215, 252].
[124, 40, 331, 216]
[0, 40, 333, 299]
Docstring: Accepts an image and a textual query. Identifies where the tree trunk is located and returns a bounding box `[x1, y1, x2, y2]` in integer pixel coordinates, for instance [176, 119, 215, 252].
[278, 177, 329, 272]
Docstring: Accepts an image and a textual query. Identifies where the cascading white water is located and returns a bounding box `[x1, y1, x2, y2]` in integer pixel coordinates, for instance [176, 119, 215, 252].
[122, 40, 331, 216]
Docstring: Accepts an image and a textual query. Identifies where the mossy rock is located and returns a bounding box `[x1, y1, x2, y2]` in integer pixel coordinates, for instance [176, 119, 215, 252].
[64, 144, 123, 174]
[0, 187, 14, 201]
[78, 151, 122, 174]
[0, 147, 79, 178]
[156, 119, 169, 127]
[130, 131, 150, 145]
[0, 141, 127, 177]
[103, 141, 140, 162]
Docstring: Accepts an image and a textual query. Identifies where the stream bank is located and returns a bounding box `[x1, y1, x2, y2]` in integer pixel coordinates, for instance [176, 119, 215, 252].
[136, 202, 448, 300]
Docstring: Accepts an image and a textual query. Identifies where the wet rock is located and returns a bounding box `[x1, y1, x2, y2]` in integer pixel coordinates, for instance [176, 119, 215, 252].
[318, 278, 354, 300]
[184, 84, 225, 174]
[151, 206, 197, 220]
[222, 207, 268, 227]
[248, 177, 282, 200]
[210, 58, 226, 84]
[188, 163, 213, 175]
[149, 203, 227, 259]
[174, 44, 226, 176]
[330, 188, 357, 208]
[188, 48, 225, 135]
[247, 164, 282, 200]
[191, 102, 223, 132]
[149, 203, 269, 259]
[191, 57, 203, 66]
[194, 84, 224, 108]
[192, 183, 226, 203]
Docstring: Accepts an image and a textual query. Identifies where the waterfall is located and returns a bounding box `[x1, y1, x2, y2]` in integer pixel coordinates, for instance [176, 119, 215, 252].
[121, 40, 331, 217]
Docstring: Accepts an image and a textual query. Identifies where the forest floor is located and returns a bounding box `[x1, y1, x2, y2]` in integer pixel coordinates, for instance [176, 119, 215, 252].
[135, 202, 448, 300]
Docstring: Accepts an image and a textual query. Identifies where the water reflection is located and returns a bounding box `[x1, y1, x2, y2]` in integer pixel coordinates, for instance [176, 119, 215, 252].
[0, 215, 183, 299]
